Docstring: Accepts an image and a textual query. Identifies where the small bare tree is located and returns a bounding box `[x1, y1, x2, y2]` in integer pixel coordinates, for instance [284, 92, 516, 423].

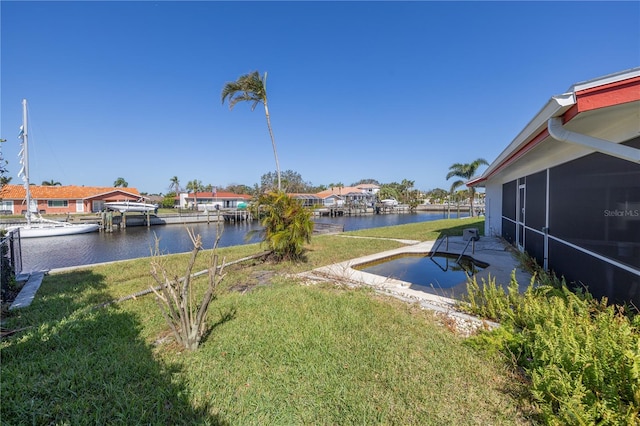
[150, 228, 226, 351]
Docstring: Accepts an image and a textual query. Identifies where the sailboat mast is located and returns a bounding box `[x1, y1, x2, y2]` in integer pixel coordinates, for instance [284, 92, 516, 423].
[21, 99, 31, 224]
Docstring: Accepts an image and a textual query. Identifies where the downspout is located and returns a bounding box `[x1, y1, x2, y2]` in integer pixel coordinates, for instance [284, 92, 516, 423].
[547, 116, 640, 163]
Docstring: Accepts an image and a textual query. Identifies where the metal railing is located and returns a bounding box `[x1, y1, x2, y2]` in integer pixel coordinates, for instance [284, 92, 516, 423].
[456, 237, 476, 263]
[1, 229, 23, 292]
[432, 233, 477, 263]
[430, 235, 449, 257]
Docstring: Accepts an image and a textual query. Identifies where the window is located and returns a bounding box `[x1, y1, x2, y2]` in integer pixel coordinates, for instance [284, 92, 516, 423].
[48, 200, 69, 208]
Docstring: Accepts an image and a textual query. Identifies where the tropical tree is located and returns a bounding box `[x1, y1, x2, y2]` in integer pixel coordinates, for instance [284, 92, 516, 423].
[162, 192, 177, 209]
[378, 180, 415, 204]
[351, 178, 380, 186]
[446, 158, 488, 216]
[113, 177, 128, 188]
[426, 188, 448, 204]
[41, 179, 61, 186]
[260, 170, 314, 194]
[252, 191, 313, 261]
[169, 176, 181, 193]
[378, 186, 400, 202]
[400, 179, 415, 204]
[186, 179, 203, 210]
[221, 70, 281, 191]
[328, 182, 344, 193]
[224, 183, 254, 195]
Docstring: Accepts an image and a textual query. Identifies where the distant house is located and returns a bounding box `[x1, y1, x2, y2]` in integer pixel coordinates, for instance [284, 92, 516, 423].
[468, 68, 640, 306]
[179, 191, 252, 210]
[316, 184, 379, 206]
[355, 183, 381, 196]
[289, 194, 323, 208]
[0, 185, 147, 214]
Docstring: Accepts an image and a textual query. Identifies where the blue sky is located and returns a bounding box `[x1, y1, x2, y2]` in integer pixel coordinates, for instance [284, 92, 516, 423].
[1, 1, 638, 195]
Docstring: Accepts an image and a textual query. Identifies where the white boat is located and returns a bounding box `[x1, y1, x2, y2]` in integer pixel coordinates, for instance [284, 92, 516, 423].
[11, 99, 99, 238]
[9, 218, 99, 238]
[104, 200, 158, 213]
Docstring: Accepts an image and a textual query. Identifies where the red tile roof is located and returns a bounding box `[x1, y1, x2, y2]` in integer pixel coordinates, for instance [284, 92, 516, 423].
[0, 184, 141, 200]
[316, 186, 365, 198]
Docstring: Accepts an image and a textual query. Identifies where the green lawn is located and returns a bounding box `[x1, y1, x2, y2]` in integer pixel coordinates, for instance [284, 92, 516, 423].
[1, 217, 532, 425]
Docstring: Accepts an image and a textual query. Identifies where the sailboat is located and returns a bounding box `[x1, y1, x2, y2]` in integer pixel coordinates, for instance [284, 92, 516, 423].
[9, 99, 99, 238]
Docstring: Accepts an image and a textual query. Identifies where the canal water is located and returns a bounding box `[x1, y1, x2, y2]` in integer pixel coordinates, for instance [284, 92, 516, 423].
[19, 211, 467, 272]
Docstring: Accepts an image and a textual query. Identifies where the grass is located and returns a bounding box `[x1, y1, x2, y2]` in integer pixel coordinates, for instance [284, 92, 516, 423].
[347, 216, 484, 241]
[0, 217, 531, 424]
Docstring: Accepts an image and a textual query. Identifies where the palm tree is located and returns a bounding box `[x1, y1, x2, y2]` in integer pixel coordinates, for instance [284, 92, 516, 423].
[186, 179, 202, 210]
[401, 179, 415, 204]
[0, 138, 8, 182]
[41, 179, 61, 186]
[169, 176, 181, 194]
[252, 191, 313, 261]
[113, 177, 128, 188]
[221, 71, 281, 191]
[446, 158, 488, 217]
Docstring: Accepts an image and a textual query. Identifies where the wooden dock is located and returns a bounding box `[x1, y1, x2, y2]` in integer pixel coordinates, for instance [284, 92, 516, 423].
[222, 210, 252, 222]
[66, 210, 228, 231]
[313, 204, 411, 217]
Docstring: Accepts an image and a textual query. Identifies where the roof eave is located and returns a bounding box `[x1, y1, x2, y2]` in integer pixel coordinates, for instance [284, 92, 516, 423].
[469, 93, 576, 186]
[472, 67, 640, 186]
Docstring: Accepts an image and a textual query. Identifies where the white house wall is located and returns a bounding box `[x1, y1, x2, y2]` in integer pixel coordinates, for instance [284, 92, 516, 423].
[484, 182, 503, 238]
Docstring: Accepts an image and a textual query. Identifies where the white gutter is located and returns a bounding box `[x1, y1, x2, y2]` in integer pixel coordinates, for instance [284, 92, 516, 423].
[547, 117, 640, 164]
[467, 93, 575, 186]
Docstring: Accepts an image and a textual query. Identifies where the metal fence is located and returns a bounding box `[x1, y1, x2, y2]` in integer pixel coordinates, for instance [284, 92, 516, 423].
[1, 229, 23, 290]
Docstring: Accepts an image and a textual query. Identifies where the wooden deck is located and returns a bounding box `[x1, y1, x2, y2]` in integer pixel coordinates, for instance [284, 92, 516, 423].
[312, 204, 411, 217]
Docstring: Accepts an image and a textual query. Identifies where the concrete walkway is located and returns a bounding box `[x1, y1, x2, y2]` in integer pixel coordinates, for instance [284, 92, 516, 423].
[9, 271, 47, 310]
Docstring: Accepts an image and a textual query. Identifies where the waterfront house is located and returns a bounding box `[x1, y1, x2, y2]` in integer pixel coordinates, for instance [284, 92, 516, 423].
[0, 185, 147, 215]
[289, 194, 324, 208]
[179, 191, 252, 210]
[316, 184, 379, 207]
[355, 183, 381, 196]
[468, 68, 640, 306]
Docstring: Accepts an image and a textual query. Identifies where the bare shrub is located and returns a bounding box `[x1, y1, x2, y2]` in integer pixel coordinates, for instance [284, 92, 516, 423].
[150, 228, 226, 351]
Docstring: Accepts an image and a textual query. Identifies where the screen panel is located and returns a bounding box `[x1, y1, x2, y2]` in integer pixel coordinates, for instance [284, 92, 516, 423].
[502, 180, 516, 220]
[549, 137, 640, 269]
[548, 239, 640, 307]
[525, 170, 546, 231]
[525, 229, 545, 268]
[502, 218, 515, 245]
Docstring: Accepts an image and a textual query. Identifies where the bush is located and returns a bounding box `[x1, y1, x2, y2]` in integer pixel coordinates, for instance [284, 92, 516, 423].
[149, 229, 226, 351]
[462, 273, 640, 424]
[252, 191, 313, 261]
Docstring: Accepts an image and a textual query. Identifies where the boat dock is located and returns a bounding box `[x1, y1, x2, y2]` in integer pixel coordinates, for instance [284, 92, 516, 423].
[313, 204, 411, 217]
[221, 210, 252, 222]
[66, 210, 229, 231]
